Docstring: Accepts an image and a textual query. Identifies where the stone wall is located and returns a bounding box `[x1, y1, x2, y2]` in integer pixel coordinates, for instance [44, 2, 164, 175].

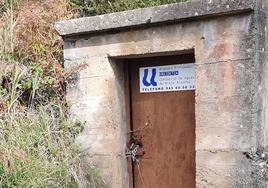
[56, 0, 268, 187]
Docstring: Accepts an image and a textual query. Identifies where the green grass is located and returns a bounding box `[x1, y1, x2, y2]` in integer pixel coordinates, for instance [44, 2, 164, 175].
[0, 106, 80, 187]
[0, 105, 106, 187]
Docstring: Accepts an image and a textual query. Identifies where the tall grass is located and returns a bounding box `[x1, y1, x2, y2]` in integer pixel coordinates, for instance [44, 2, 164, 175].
[0, 0, 106, 187]
[0, 105, 88, 187]
[0, 68, 105, 187]
[7, 67, 23, 112]
[0, 9, 16, 62]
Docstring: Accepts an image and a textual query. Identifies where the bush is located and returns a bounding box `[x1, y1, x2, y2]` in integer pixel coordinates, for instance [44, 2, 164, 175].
[70, 0, 189, 16]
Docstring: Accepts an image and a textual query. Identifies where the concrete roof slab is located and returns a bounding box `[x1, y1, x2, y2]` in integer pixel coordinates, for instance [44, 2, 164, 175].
[55, 0, 254, 37]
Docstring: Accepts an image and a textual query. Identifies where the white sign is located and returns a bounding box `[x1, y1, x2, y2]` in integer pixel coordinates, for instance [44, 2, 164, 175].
[139, 63, 195, 93]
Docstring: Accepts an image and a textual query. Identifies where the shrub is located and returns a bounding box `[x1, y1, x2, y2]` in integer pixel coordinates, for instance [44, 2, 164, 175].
[70, 0, 189, 16]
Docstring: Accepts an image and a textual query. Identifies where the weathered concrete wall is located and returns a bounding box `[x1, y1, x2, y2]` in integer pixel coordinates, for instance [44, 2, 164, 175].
[255, 1, 268, 186]
[55, 0, 268, 187]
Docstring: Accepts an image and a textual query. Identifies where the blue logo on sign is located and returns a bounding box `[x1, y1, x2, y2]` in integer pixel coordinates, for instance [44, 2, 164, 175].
[142, 68, 157, 87]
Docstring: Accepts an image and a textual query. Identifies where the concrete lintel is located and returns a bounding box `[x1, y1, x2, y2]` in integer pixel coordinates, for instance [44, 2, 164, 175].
[55, 0, 254, 37]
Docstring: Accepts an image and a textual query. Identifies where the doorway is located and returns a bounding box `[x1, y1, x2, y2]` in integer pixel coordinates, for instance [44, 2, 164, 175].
[127, 54, 196, 188]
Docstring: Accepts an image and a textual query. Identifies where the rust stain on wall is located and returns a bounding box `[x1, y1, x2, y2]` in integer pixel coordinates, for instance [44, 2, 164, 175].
[209, 43, 230, 60]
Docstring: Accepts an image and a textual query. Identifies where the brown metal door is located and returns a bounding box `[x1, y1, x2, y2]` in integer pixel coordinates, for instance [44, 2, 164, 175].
[129, 54, 195, 188]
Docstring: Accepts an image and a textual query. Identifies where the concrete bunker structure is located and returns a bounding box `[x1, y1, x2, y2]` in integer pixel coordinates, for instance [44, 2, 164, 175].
[56, 0, 268, 187]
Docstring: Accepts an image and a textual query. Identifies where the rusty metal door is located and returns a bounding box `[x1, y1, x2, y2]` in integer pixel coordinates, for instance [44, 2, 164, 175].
[128, 54, 196, 188]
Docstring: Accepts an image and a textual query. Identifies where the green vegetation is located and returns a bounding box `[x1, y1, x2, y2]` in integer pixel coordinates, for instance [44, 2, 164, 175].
[0, 0, 105, 187]
[70, 0, 189, 16]
[0, 106, 86, 187]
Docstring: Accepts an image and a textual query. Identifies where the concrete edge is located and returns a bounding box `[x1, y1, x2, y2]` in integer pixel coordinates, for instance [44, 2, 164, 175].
[55, 0, 254, 37]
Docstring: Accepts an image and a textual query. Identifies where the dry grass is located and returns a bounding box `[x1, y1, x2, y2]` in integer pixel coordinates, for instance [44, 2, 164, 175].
[0, 0, 106, 187]
[0, 0, 75, 107]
